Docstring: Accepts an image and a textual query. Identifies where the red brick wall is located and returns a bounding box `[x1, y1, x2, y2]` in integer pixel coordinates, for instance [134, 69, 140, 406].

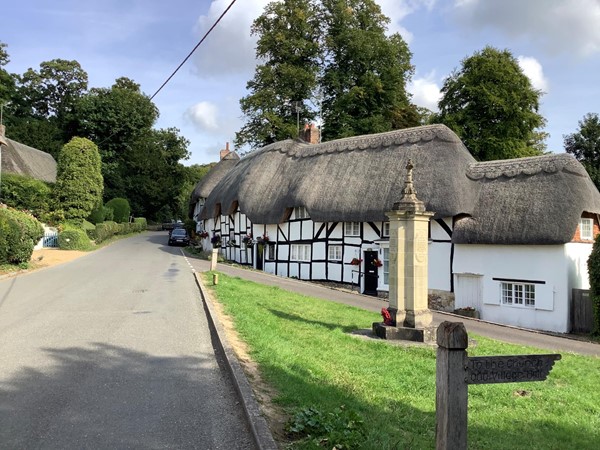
[572, 212, 600, 243]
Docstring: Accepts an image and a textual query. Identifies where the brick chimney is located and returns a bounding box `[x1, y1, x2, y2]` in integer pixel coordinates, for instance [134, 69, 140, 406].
[219, 142, 231, 160]
[301, 123, 320, 144]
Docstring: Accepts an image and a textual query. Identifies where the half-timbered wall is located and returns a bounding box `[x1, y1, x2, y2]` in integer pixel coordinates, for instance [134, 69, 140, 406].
[200, 208, 456, 294]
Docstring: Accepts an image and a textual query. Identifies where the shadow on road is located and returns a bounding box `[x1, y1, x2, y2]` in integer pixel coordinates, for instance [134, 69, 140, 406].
[0, 343, 253, 449]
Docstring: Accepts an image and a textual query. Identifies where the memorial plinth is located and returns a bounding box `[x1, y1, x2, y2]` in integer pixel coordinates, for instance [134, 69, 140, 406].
[373, 160, 436, 343]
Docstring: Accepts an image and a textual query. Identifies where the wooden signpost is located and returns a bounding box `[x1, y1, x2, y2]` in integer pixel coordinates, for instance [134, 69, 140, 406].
[435, 321, 561, 450]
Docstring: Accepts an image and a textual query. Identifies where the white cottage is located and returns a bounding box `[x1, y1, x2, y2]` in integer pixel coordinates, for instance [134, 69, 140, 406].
[193, 125, 600, 333]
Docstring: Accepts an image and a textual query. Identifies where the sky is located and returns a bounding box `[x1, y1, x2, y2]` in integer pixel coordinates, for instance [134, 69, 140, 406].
[2, 0, 600, 165]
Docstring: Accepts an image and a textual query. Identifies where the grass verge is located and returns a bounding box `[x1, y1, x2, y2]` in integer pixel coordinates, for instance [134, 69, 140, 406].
[203, 272, 600, 450]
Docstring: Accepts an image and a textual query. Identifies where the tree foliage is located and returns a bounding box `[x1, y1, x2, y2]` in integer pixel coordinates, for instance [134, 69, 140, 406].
[235, 0, 321, 149]
[435, 46, 546, 161]
[53, 137, 103, 220]
[320, 0, 419, 140]
[564, 113, 600, 191]
[236, 0, 419, 150]
[587, 234, 600, 335]
[73, 77, 159, 200]
[105, 198, 131, 223]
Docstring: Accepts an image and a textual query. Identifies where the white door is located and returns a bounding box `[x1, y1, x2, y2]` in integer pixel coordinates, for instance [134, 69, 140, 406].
[455, 274, 483, 311]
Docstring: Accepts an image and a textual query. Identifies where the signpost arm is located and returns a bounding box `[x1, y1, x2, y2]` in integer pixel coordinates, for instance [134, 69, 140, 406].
[436, 321, 468, 450]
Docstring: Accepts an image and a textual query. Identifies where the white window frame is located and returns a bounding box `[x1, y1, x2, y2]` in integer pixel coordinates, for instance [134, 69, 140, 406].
[382, 222, 390, 237]
[345, 222, 360, 236]
[382, 247, 390, 285]
[291, 244, 311, 262]
[328, 245, 342, 261]
[580, 218, 594, 240]
[294, 206, 309, 220]
[501, 282, 535, 308]
[265, 243, 276, 260]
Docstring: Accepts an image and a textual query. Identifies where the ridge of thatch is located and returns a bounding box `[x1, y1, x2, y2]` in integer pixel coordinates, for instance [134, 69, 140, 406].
[200, 124, 478, 223]
[189, 152, 240, 204]
[454, 153, 600, 245]
[2, 138, 57, 183]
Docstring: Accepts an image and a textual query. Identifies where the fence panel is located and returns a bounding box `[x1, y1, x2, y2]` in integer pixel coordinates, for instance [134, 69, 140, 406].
[42, 231, 59, 248]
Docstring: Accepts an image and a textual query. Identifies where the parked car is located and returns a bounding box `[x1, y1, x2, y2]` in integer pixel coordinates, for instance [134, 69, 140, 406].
[168, 228, 190, 246]
[162, 219, 182, 231]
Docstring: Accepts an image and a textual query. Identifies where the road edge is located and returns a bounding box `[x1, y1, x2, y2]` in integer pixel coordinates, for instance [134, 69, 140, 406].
[194, 272, 279, 450]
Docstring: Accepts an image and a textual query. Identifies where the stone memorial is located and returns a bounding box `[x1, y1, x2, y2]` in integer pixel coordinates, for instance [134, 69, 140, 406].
[373, 159, 436, 342]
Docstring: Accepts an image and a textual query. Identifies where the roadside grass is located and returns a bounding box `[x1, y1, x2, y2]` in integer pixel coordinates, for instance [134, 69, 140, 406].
[203, 272, 600, 450]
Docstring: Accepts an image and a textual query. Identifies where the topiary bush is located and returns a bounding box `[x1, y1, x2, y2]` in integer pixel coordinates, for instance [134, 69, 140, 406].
[587, 235, 600, 335]
[94, 221, 119, 243]
[58, 229, 91, 250]
[105, 198, 131, 223]
[0, 207, 44, 265]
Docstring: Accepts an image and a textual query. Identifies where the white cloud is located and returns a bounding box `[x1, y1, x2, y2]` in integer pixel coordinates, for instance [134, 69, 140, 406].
[517, 56, 549, 92]
[377, 0, 436, 42]
[185, 101, 220, 132]
[408, 72, 442, 111]
[192, 0, 270, 78]
[452, 0, 600, 57]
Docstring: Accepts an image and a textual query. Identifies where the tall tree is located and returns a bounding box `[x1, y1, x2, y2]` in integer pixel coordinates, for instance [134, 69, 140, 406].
[235, 0, 321, 150]
[435, 46, 546, 161]
[124, 127, 190, 220]
[73, 77, 159, 199]
[53, 137, 103, 221]
[320, 0, 419, 140]
[564, 113, 600, 190]
[0, 42, 15, 106]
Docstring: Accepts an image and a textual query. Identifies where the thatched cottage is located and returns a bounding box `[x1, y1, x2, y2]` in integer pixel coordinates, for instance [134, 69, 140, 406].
[191, 124, 600, 333]
[0, 125, 57, 183]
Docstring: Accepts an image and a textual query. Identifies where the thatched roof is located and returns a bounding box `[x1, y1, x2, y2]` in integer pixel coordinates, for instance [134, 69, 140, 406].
[1, 138, 57, 183]
[198, 125, 600, 245]
[189, 152, 240, 204]
[200, 124, 478, 223]
[453, 154, 600, 244]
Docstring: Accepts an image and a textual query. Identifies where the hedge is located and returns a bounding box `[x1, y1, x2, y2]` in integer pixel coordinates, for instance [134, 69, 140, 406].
[587, 235, 600, 335]
[0, 173, 52, 217]
[58, 229, 91, 251]
[0, 207, 44, 265]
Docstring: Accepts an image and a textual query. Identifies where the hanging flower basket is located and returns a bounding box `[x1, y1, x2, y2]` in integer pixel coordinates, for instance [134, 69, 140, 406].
[349, 258, 362, 266]
[199, 231, 209, 239]
[211, 234, 221, 246]
[373, 258, 383, 267]
[242, 234, 254, 245]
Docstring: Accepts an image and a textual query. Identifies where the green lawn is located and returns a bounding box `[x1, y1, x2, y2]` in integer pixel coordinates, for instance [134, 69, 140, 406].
[203, 273, 600, 449]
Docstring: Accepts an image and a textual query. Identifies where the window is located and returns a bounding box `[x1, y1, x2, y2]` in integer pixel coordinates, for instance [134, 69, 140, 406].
[383, 247, 390, 285]
[382, 222, 390, 237]
[345, 222, 360, 236]
[265, 243, 276, 260]
[580, 218, 594, 240]
[294, 206, 309, 220]
[328, 245, 342, 261]
[291, 244, 311, 261]
[501, 282, 535, 307]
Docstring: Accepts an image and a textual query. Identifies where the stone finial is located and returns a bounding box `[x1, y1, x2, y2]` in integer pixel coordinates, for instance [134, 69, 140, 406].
[392, 159, 426, 212]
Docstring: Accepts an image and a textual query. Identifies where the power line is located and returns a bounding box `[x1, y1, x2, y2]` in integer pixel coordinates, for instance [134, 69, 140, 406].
[150, 0, 238, 101]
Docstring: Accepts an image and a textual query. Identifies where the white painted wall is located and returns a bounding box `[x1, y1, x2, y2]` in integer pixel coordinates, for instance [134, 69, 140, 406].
[565, 242, 593, 290]
[454, 244, 569, 333]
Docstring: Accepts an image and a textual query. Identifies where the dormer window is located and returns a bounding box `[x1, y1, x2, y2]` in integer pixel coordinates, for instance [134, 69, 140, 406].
[580, 218, 594, 240]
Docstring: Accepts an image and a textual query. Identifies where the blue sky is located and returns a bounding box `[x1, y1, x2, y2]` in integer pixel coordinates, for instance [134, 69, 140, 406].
[3, 0, 600, 165]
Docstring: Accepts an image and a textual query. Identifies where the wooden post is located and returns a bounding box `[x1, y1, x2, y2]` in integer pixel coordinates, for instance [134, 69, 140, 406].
[210, 248, 218, 271]
[436, 321, 468, 450]
[213, 273, 219, 285]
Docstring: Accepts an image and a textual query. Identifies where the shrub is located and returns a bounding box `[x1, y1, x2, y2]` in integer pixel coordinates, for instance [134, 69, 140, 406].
[133, 217, 147, 231]
[587, 235, 600, 335]
[58, 229, 91, 250]
[105, 198, 131, 223]
[87, 203, 105, 224]
[0, 207, 44, 264]
[1, 173, 52, 217]
[53, 137, 103, 220]
[95, 221, 119, 243]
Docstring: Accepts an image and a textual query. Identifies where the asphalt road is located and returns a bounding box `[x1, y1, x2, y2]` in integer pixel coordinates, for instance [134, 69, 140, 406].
[0, 232, 256, 449]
